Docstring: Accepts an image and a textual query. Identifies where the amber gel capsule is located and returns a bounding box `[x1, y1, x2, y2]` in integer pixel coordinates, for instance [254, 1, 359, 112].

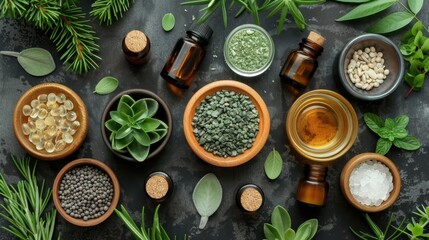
[160, 23, 213, 89]
[296, 164, 329, 207]
[279, 31, 325, 90]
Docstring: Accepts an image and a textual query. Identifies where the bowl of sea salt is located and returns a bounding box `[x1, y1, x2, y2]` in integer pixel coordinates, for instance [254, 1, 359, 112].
[340, 153, 401, 212]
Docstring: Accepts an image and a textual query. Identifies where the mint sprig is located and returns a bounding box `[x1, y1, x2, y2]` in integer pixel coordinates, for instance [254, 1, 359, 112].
[364, 112, 421, 155]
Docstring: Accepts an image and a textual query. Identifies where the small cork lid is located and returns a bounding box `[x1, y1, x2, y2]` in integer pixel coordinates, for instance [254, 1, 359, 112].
[308, 31, 325, 47]
[124, 30, 148, 53]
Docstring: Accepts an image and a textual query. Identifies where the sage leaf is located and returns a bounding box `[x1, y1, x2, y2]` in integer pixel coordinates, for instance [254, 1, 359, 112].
[271, 205, 291, 235]
[393, 136, 421, 150]
[364, 112, 384, 134]
[264, 149, 283, 180]
[1, 48, 55, 76]
[162, 13, 175, 32]
[336, 0, 395, 21]
[408, 0, 424, 14]
[367, 12, 414, 34]
[376, 138, 392, 155]
[192, 173, 222, 229]
[94, 76, 119, 94]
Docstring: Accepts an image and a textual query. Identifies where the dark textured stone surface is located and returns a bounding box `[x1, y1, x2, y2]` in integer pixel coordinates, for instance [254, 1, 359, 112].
[1, 1, 428, 239]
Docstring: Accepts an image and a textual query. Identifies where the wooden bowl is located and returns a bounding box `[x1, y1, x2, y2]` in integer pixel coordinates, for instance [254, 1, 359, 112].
[101, 89, 173, 162]
[340, 153, 401, 212]
[13, 83, 88, 161]
[183, 80, 270, 167]
[52, 158, 120, 227]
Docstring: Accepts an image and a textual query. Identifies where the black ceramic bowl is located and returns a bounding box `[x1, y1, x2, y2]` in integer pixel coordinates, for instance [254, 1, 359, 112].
[101, 89, 172, 162]
[337, 34, 404, 101]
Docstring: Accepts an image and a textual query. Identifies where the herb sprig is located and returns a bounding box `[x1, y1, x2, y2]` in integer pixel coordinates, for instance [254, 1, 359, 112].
[0, 156, 58, 240]
[350, 213, 405, 240]
[364, 113, 421, 155]
[399, 205, 429, 239]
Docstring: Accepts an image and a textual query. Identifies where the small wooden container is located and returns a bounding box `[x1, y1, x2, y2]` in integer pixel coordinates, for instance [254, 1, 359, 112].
[122, 30, 151, 65]
[145, 172, 173, 202]
[236, 184, 264, 213]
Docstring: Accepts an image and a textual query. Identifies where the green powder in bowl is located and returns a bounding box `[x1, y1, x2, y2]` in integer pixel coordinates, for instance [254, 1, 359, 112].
[224, 24, 275, 77]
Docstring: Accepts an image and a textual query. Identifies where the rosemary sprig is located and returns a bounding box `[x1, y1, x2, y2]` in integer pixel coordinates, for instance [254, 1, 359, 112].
[350, 213, 405, 240]
[0, 156, 58, 240]
[91, 0, 135, 25]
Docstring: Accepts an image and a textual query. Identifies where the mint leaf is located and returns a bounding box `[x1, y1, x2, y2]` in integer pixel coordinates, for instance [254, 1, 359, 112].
[393, 136, 421, 150]
[394, 115, 409, 130]
[376, 138, 392, 155]
[408, 0, 424, 14]
[364, 112, 384, 134]
[393, 128, 408, 139]
[385, 118, 396, 130]
[378, 128, 395, 141]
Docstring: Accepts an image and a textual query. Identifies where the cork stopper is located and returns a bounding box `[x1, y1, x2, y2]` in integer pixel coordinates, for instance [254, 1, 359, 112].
[124, 30, 148, 53]
[308, 31, 325, 47]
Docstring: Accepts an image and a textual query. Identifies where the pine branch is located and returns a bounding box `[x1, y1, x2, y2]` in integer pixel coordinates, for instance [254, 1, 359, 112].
[0, 0, 28, 18]
[90, 0, 134, 25]
[50, 4, 101, 74]
[24, 0, 61, 29]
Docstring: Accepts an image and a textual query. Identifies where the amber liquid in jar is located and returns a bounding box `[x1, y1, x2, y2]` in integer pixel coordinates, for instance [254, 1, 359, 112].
[296, 164, 328, 207]
[297, 106, 338, 147]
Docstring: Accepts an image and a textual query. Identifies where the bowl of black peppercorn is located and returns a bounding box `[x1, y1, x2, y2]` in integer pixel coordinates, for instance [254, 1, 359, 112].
[52, 158, 120, 227]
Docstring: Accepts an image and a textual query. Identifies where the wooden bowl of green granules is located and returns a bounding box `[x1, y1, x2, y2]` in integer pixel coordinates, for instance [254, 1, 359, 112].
[183, 80, 270, 167]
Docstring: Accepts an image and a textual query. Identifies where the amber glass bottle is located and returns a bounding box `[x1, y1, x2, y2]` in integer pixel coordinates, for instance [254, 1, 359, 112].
[122, 30, 151, 65]
[296, 164, 328, 207]
[160, 23, 213, 89]
[279, 31, 325, 90]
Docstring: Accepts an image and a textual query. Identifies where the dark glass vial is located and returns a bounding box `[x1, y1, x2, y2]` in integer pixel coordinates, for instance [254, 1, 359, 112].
[160, 23, 213, 89]
[296, 164, 329, 207]
[145, 172, 173, 202]
[122, 30, 151, 65]
[279, 31, 325, 90]
[236, 184, 264, 213]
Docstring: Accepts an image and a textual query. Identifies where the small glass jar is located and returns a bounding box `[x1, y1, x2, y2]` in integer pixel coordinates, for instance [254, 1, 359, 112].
[236, 184, 264, 213]
[296, 164, 329, 206]
[122, 30, 151, 65]
[224, 24, 275, 77]
[145, 172, 173, 202]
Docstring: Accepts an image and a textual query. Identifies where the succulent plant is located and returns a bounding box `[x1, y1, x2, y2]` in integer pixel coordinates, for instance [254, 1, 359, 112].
[104, 95, 168, 162]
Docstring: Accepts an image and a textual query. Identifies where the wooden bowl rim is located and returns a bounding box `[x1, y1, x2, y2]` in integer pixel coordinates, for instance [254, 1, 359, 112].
[183, 80, 270, 167]
[100, 89, 173, 162]
[340, 152, 401, 212]
[12, 83, 88, 161]
[52, 158, 120, 227]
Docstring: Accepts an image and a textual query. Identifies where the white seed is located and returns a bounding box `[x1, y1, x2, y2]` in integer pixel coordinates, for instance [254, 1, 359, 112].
[376, 79, 384, 84]
[356, 83, 363, 88]
[370, 46, 376, 52]
[367, 69, 377, 79]
[377, 73, 385, 80]
[374, 82, 380, 87]
[357, 49, 363, 55]
[364, 48, 370, 53]
[384, 69, 390, 75]
[369, 52, 376, 58]
[366, 84, 373, 91]
[363, 83, 369, 89]
[362, 65, 369, 71]
[348, 59, 357, 69]
[349, 73, 355, 83]
[368, 63, 375, 68]
[357, 67, 363, 76]
[377, 52, 383, 57]
[375, 56, 381, 63]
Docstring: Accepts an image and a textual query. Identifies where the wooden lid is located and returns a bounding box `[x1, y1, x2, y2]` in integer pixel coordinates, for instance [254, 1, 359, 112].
[124, 30, 148, 53]
[308, 31, 325, 46]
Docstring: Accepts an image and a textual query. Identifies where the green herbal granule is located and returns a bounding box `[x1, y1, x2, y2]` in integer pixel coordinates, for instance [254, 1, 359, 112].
[192, 90, 259, 158]
[227, 28, 270, 71]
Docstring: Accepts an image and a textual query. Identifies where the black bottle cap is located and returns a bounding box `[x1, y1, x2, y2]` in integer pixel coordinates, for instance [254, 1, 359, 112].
[186, 23, 213, 44]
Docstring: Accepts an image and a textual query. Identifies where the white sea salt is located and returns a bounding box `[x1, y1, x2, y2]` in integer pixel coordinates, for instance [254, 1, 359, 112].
[349, 160, 393, 206]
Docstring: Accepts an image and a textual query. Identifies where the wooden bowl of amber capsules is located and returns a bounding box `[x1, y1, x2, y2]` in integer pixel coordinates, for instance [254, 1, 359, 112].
[183, 80, 270, 167]
[13, 83, 88, 160]
[285, 89, 358, 165]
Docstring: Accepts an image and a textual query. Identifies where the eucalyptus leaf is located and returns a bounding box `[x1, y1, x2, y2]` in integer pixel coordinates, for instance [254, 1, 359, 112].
[127, 140, 150, 162]
[162, 13, 175, 31]
[1, 48, 55, 76]
[192, 173, 222, 229]
[408, 0, 424, 14]
[264, 149, 283, 180]
[336, 0, 396, 21]
[94, 76, 119, 94]
[367, 12, 414, 34]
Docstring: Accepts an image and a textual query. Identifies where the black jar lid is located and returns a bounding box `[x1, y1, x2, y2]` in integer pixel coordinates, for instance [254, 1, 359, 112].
[186, 23, 213, 44]
[145, 171, 173, 202]
[236, 184, 264, 213]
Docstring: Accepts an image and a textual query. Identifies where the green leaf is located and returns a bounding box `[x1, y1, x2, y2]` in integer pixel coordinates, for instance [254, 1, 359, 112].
[271, 205, 291, 235]
[263, 223, 283, 240]
[118, 101, 134, 117]
[421, 39, 429, 51]
[120, 95, 135, 106]
[394, 115, 409, 130]
[105, 119, 122, 132]
[144, 98, 159, 118]
[113, 133, 134, 150]
[334, 0, 371, 2]
[140, 118, 162, 132]
[162, 13, 175, 31]
[115, 125, 133, 139]
[284, 228, 295, 240]
[376, 138, 392, 155]
[294, 0, 325, 5]
[110, 111, 129, 125]
[378, 128, 395, 141]
[147, 131, 161, 144]
[300, 219, 318, 239]
[393, 128, 408, 139]
[94, 76, 119, 94]
[367, 12, 414, 34]
[294, 222, 312, 240]
[406, 73, 425, 91]
[192, 173, 222, 229]
[1, 48, 56, 76]
[393, 136, 421, 150]
[336, 0, 396, 21]
[408, 0, 424, 14]
[385, 118, 395, 130]
[127, 140, 150, 162]
[132, 129, 151, 147]
[264, 149, 283, 180]
[364, 112, 384, 134]
[411, 223, 424, 236]
[364, 214, 383, 238]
